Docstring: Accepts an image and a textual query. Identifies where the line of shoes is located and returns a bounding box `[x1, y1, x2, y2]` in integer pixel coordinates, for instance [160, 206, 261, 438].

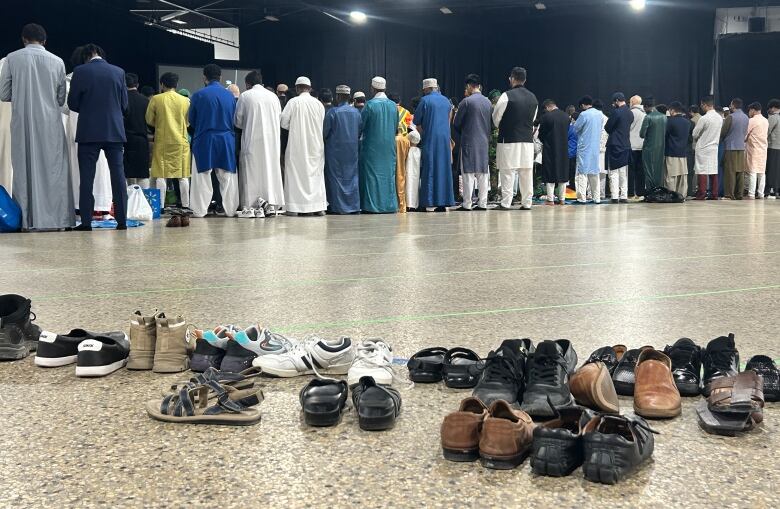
[147, 324, 404, 430]
[237, 198, 280, 219]
[32, 311, 190, 377]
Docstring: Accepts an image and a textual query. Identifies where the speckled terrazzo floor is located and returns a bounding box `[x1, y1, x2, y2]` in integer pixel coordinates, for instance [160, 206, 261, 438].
[1, 201, 779, 508]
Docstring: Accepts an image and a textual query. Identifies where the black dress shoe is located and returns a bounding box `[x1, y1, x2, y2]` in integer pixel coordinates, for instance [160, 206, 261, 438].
[612, 346, 651, 396]
[702, 333, 739, 397]
[472, 338, 534, 406]
[455, 206, 472, 211]
[531, 405, 597, 477]
[474, 206, 488, 211]
[745, 355, 779, 402]
[434, 206, 447, 212]
[582, 415, 657, 485]
[662, 338, 702, 396]
[115, 224, 128, 231]
[73, 223, 92, 232]
[521, 340, 575, 419]
[585, 346, 619, 375]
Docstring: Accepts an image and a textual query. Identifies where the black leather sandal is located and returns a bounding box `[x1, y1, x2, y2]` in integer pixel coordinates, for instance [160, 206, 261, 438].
[442, 348, 483, 389]
[406, 347, 448, 382]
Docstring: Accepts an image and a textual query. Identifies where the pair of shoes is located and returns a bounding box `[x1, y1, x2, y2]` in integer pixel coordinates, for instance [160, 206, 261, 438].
[166, 215, 190, 227]
[619, 199, 629, 203]
[192, 325, 291, 373]
[440, 397, 533, 470]
[474, 206, 488, 211]
[300, 376, 402, 430]
[237, 207, 266, 218]
[406, 346, 483, 388]
[72, 223, 93, 231]
[696, 371, 764, 435]
[497, 205, 514, 210]
[471, 339, 577, 419]
[455, 206, 472, 211]
[35, 329, 129, 377]
[126, 311, 191, 373]
[0, 294, 41, 360]
[633, 348, 682, 418]
[147, 381, 264, 426]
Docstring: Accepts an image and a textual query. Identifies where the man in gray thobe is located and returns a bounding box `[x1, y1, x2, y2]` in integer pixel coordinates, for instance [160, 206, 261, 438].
[0, 24, 74, 231]
[453, 74, 493, 210]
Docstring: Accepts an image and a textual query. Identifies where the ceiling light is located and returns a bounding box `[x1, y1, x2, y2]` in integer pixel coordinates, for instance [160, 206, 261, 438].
[171, 19, 186, 24]
[264, 15, 279, 22]
[440, 7, 453, 14]
[349, 11, 367, 23]
[534, 2, 546, 10]
[629, 0, 646, 11]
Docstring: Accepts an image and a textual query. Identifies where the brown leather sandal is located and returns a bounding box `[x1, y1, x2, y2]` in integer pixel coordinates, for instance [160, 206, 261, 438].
[696, 371, 764, 436]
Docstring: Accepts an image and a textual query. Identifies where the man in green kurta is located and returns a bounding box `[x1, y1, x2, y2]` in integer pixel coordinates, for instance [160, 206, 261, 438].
[359, 76, 398, 213]
[639, 96, 667, 190]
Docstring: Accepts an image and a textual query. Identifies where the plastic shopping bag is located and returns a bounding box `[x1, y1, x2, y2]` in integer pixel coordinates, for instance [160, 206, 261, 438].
[142, 188, 162, 219]
[126, 185, 154, 221]
[0, 185, 21, 232]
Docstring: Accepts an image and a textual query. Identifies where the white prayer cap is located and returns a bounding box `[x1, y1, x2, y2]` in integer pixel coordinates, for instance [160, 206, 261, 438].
[423, 78, 438, 89]
[371, 76, 387, 90]
[336, 85, 351, 95]
[353, 91, 366, 99]
[407, 130, 421, 144]
[295, 76, 311, 86]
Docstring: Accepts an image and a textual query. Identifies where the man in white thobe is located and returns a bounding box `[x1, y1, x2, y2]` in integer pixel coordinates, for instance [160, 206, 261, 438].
[0, 24, 74, 230]
[692, 95, 723, 200]
[0, 58, 12, 194]
[234, 70, 284, 218]
[280, 76, 326, 215]
[492, 67, 538, 210]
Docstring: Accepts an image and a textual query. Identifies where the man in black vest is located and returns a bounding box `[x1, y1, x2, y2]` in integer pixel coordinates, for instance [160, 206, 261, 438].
[492, 67, 539, 210]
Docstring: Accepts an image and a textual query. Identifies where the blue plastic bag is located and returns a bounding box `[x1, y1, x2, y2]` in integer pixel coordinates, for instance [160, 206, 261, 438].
[142, 188, 162, 219]
[0, 185, 21, 232]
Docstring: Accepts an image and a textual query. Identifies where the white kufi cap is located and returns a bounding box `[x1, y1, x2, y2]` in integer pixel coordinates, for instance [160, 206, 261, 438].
[295, 76, 311, 86]
[336, 85, 351, 95]
[371, 76, 387, 90]
[423, 78, 438, 89]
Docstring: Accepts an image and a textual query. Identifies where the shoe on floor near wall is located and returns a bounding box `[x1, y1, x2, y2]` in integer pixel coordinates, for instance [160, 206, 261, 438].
[152, 314, 190, 373]
[0, 294, 41, 360]
[127, 311, 161, 370]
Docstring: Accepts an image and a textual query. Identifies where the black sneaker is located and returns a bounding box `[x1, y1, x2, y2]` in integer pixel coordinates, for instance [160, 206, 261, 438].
[582, 415, 657, 485]
[0, 294, 41, 360]
[75, 335, 131, 377]
[531, 405, 597, 477]
[745, 355, 779, 402]
[521, 340, 576, 418]
[472, 339, 534, 406]
[612, 346, 652, 396]
[702, 334, 739, 397]
[662, 338, 702, 396]
[35, 329, 127, 368]
[190, 325, 237, 373]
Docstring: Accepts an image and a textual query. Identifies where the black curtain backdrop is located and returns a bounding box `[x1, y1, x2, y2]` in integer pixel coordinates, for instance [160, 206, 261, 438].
[715, 32, 780, 108]
[243, 6, 715, 110]
[2, 0, 213, 89]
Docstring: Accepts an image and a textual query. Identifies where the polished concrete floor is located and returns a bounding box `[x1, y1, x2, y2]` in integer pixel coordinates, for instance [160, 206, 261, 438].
[1, 201, 779, 508]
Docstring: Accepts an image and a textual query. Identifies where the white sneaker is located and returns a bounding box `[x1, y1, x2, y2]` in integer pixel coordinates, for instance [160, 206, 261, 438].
[253, 336, 355, 377]
[237, 208, 256, 218]
[347, 339, 394, 386]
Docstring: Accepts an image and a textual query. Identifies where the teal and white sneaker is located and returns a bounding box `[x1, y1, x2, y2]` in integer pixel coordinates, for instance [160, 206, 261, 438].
[191, 325, 240, 373]
[220, 326, 294, 373]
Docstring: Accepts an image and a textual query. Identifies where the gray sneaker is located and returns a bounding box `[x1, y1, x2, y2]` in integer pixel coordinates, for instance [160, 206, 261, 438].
[220, 326, 294, 373]
[0, 294, 41, 360]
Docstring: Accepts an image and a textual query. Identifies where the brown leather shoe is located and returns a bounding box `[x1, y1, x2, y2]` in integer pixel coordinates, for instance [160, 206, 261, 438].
[166, 215, 181, 227]
[440, 397, 487, 462]
[180, 215, 190, 227]
[570, 361, 620, 413]
[479, 400, 534, 469]
[634, 349, 682, 418]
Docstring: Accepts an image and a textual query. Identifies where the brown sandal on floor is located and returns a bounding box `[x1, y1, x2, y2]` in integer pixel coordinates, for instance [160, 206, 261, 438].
[696, 371, 764, 436]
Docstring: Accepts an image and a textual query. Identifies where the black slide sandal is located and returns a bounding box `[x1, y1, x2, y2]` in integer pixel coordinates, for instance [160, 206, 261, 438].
[352, 376, 402, 431]
[442, 348, 483, 389]
[300, 379, 349, 427]
[406, 347, 448, 383]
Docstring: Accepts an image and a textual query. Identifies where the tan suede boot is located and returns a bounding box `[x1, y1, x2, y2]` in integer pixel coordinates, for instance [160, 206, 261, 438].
[152, 314, 190, 373]
[127, 310, 160, 370]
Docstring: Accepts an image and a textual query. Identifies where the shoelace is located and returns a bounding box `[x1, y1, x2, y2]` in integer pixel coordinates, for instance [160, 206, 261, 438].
[480, 353, 519, 386]
[705, 348, 738, 372]
[528, 355, 567, 385]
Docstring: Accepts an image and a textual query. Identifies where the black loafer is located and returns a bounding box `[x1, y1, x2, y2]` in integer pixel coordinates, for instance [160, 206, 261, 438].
[702, 334, 740, 397]
[300, 379, 348, 427]
[442, 348, 483, 389]
[612, 346, 652, 396]
[582, 414, 658, 485]
[662, 338, 702, 396]
[351, 376, 401, 431]
[406, 347, 448, 383]
[531, 404, 597, 477]
[585, 345, 627, 375]
[746, 355, 779, 402]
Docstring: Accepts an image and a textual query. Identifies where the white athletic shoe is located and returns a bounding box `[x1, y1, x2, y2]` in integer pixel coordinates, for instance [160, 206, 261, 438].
[237, 208, 256, 218]
[253, 336, 355, 377]
[347, 338, 395, 386]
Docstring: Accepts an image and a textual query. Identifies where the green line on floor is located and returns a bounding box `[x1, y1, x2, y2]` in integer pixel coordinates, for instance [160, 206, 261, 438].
[274, 283, 780, 332]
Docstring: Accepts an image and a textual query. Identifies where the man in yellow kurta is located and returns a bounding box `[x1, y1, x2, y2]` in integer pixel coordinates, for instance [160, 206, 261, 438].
[145, 72, 191, 208]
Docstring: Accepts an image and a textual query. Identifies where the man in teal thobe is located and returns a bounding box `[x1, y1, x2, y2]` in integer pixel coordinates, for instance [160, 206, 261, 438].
[639, 96, 667, 190]
[358, 76, 398, 213]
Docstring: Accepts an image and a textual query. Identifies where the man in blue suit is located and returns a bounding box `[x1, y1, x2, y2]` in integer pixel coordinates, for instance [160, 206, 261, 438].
[189, 64, 238, 218]
[67, 44, 128, 230]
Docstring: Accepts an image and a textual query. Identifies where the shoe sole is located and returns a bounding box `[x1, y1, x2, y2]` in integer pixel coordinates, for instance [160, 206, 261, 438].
[75, 358, 127, 377]
[633, 403, 681, 419]
[358, 414, 396, 431]
[0, 344, 29, 360]
[442, 447, 479, 462]
[303, 409, 344, 427]
[572, 364, 620, 413]
[34, 354, 77, 367]
[479, 446, 531, 470]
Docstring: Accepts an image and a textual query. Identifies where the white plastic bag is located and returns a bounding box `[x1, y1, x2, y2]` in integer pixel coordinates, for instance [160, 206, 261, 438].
[126, 185, 153, 221]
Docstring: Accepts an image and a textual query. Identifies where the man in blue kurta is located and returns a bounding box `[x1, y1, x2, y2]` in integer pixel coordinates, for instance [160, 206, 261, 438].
[574, 95, 602, 203]
[189, 64, 238, 218]
[415, 78, 455, 211]
[324, 84, 362, 214]
[359, 76, 398, 213]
